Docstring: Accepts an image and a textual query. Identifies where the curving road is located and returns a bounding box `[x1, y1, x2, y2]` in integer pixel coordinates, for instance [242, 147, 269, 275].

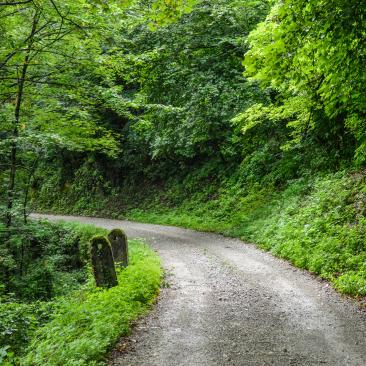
[32, 214, 366, 366]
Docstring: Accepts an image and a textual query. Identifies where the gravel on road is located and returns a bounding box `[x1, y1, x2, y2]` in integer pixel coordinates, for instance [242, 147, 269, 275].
[32, 214, 366, 366]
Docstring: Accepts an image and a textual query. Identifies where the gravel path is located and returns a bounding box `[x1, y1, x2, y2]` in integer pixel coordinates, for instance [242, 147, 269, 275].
[33, 214, 366, 366]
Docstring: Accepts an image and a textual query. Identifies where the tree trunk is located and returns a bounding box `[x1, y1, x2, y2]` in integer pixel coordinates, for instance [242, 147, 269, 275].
[3, 9, 39, 293]
[6, 9, 39, 228]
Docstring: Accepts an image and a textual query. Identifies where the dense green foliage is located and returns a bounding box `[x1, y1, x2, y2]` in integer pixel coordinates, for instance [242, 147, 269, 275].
[27, 0, 366, 299]
[1, 1, 366, 362]
[0, 222, 161, 365]
[0, 301, 54, 365]
[0, 221, 108, 363]
[118, 0, 268, 163]
[22, 240, 161, 366]
[0, 220, 106, 301]
[244, 0, 365, 162]
[25, 0, 365, 189]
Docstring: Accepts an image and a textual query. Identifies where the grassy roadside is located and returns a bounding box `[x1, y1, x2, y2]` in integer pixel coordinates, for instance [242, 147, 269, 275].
[124, 172, 366, 299]
[21, 239, 161, 366]
[1, 220, 109, 365]
[33, 170, 366, 299]
[1, 219, 162, 366]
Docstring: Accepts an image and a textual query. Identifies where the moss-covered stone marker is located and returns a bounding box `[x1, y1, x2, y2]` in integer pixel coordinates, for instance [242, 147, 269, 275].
[91, 236, 118, 288]
[108, 228, 128, 268]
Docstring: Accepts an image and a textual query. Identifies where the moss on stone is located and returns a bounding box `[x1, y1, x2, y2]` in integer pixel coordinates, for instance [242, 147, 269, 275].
[90, 236, 118, 288]
[108, 229, 128, 268]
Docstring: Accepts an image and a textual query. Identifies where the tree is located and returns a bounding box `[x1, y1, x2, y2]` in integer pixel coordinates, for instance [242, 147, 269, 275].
[243, 0, 364, 162]
[86, 0, 269, 180]
[0, 0, 200, 294]
[0, 0, 127, 293]
[0, 1, 126, 228]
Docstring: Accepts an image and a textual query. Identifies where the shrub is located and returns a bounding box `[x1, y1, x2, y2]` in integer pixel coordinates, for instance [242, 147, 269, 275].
[0, 220, 108, 361]
[0, 301, 54, 362]
[125, 170, 366, 297]
[22, 240, 161, 366]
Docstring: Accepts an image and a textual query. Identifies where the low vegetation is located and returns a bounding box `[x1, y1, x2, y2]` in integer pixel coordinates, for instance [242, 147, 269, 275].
[127, 171, 366, 297]
[0, 221, 161, 365]
[22, 239, 161, 366]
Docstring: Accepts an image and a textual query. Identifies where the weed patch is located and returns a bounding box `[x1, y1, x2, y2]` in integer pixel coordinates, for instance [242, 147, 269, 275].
[21, 239, 161, 366]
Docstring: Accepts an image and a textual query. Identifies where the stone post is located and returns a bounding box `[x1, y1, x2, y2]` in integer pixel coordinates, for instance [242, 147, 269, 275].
[108, 229, 128, 268]
[90, 236, 118, 288]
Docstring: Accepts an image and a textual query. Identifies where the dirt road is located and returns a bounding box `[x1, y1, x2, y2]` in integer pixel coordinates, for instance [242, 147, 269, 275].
[33, 214, 366, 366]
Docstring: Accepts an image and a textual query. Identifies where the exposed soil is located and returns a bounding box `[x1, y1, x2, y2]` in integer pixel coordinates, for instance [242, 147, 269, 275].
[33, 214, 366, 366]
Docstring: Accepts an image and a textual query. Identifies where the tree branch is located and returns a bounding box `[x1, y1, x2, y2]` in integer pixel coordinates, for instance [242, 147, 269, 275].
[0, 0, 32, 5]
[49, 0, 86, 32]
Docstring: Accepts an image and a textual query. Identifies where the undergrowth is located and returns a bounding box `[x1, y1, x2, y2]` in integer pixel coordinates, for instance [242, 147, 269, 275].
[127, 171, 366, 297]
[0, 220, 162, 366]
[0, 220, 108, 364]
[33, 159, 366, 298]
[21, 239, 161, 366]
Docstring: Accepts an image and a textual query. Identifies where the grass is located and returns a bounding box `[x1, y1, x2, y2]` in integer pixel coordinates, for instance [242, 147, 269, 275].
[0, 220, 110, 365]
[0, 219, 162, 366]
[125, 172, 366, 298]
[21, 239, 161, 366]
[33, 169, 366, 298]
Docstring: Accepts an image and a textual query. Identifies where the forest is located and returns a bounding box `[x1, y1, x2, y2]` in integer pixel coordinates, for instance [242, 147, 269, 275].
[0, 0, 366, 364]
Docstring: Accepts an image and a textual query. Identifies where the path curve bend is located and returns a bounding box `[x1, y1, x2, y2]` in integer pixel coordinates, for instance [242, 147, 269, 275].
[32, 214, 366, 366]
